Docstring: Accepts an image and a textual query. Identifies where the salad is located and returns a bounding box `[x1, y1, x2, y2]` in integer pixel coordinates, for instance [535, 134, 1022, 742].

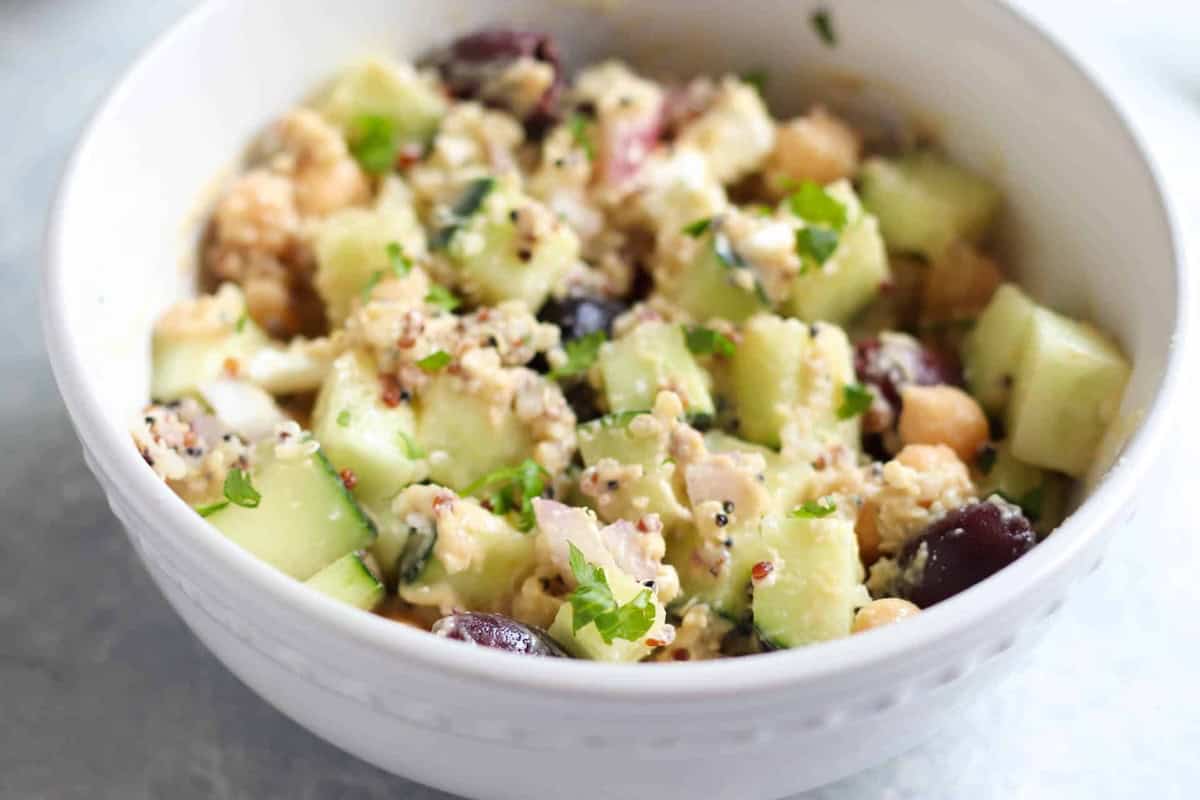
[132, 28, 1131, 662]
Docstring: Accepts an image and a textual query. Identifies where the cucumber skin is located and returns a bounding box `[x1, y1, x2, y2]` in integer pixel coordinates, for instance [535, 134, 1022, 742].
[304, 551, 385, 611]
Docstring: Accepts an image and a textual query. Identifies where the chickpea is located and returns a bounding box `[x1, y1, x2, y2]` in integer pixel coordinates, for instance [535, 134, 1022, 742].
[855, 501, 882, 565]
[766, 106, 860, 192]
[898, 385, 990, 462]
[852, 598, 920, 633]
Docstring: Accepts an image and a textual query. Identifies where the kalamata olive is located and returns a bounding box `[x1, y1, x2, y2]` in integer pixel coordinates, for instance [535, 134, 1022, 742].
[538, 295, 627, 342]
[895, 497, 1036, 608]
[432, 612, 569, 657]
[429, 29, 563, 137]
[854, 332, 960, 409]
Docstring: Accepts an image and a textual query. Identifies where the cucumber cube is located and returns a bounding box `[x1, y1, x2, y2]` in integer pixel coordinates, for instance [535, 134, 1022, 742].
[962, 283, 1039, 414]
[317, 56, 446, 146]
[549, 567, 667, 662]
[598, 322, 714, 417]
[305, 551, 385, 611]
[1007, 309, 1130, 477]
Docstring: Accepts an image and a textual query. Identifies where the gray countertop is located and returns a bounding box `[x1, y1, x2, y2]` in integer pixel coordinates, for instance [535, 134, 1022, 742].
[3, 2, 1198, 797]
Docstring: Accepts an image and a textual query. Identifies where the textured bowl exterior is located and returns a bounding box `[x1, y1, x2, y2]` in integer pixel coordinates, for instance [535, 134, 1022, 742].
[43, 1, 1187, 798]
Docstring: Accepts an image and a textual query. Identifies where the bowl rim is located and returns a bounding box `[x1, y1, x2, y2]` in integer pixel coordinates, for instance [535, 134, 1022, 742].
[41, 0, 1191, 700]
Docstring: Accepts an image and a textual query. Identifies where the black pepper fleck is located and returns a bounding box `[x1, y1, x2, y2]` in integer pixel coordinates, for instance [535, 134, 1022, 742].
[517, 248, 533, 262]
[723, 537, 734, 548]
[722, 500, 735, 514]
[509, 209, 519, 222]
[809, 323, 820, 338]
[143, 416, 155, 425]
[185, 447, 202, 457]
[399, 390, 412, 402]
[715, 513, 729, 527]
[222, 433, 234, 442]
[606, 480, 619, 491]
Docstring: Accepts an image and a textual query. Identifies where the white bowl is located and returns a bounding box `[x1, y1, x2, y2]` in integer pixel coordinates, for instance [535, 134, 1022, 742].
[42, 1, 1188, 797]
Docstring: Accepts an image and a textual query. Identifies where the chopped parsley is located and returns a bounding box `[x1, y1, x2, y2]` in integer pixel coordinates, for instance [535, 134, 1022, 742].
[682, 217, 712, 238]
[795, 226, 841, 268]
[836, 382, 874, 420]
[431, 177, 496, 249]
[223, 468, 261, 509]
[811, 8, 836, 46]
[194, 500, 229, 517]
[386, 242, 412, 276]
[566, 542, 657, 644]
[684, 325, 736, 357]
[549, 330, 606, 380]
[336, 409, 352, 427]
[416, 350, 452, 372]
[568, 112, 595, 161]
[234, 313, 248, 334]
[463, 458, 549, 531]
[361, 270, 384, 303]
[741, 68, 768, 95]
[996, 486, 1045, 523]
[425, 284, 461, 312]
[398, 431, 425, 460]
[789, 497, 837, 518]
[788, 181, 848, 229]
[349, 114, 398, 174]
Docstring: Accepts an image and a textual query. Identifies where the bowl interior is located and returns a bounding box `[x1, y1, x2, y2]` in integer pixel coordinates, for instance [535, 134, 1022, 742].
[45, 0, 1180, 678]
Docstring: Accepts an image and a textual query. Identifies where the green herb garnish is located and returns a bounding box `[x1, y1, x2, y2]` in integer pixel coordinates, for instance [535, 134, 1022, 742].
[425, 284, 461, 312]
[349, 114, 398, 174]
[195, 500, 229, 517]
[789, 497, 837, 518]
[682, 217, 712, 238]
[416, 350, 452, 372]
[399, 431, 425, 460]
[836, 383, 874, 420]
[361, 270, 384, 303]
[336, 409, 351, 428]
[463, 458, 549, 531]
[568, 113, 595, 161]
[741, 68, 768, 95]
[795, 226, 841, 268]
[811, 8, 836, 46]
[234, 313, 248, 333]
[431, 177, 496, 249]
[549, 330, 606, 380]
[566, 542, 657, 644]
[223, 468, 261, 509]
[684, 325, 736, 357]
[995, 487, 1044, 523]
[788, 181, 848, 229]
[387, 242, 412, 276]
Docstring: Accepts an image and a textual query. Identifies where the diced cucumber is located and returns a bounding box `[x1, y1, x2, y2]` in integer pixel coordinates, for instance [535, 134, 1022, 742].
[667, 521, 769, 623]
[729, 314, 858, 449]
[785, 181, 890, 325]
[702, 431, 815, 516]
[577, 415, 690, 530]
[752, 516, 867, 648]
[671, 230, 771, 324]
[151, 285, 270, 402]
[314, 180, 427, 325]
[361, 500, 410, 586]
[1007, 308, 1130, 477]
[597, 322, 715, 417]
[304, 551, 385, 610]
[962, 283, 1039, 414]
[548, 566, 667, 662]
[976, 442, 1069, 535]
[311, 350, 426, 504]
[859, 153, 1000, 258]
[398, 499, 537, 613]
[206, 445, 376, 580]
[416, 375, 534, 492]
[316, 56, 446, 146]
[444, 177, 580, 310]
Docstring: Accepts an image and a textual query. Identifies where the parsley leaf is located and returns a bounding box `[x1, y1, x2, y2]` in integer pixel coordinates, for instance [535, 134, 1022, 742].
[336, 409, 351, 427]
[194, 500, 229, 517]
[789, 497, 837, 518]
[549, 330, 606, 380]
[811, 8, 836, 46]
[361, 270, 384, 303]
[416, 350, 452, 372]
[788, 181, 848, 230]
[741, 68, 768, 95]
[684, 325, 736, 357]
[234, 313, 248, 334]
[566, 542, 657, 644]
[462, 458, 549, 531]
[837, 383, 874, 420]
[682, 217, 712, 238]
[568, 112, 595, 161]
[995, 487, 1045, 523]
[431, 177, 496, 249]
[795, 226, 841, 267]
[349, 114, 398, 174]
[582, 409, 650, 430]
[425, 284, 461, 312]
[223, 468, 261, 509]
[386, 242, 412, 276]
[398, 431, 425, 460]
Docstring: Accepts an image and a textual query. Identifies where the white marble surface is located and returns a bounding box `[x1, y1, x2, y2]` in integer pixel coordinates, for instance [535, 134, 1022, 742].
[2, 1, 1198, 797]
